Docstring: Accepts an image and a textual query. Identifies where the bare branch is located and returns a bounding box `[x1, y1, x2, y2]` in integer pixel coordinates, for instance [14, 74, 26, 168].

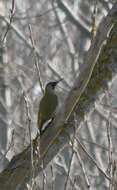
[1, 0, 15, 44]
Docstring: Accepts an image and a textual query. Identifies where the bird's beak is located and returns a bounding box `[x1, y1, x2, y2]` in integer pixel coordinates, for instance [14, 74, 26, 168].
[52, 78, 63, 88]
[55, 78, 63, 84]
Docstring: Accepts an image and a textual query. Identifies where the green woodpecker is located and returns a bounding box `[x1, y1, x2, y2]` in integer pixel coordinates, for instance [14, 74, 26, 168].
[37, 79, 62, 135]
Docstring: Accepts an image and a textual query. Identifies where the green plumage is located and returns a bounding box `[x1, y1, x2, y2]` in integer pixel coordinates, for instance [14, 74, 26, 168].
[37, 81, 59, 135]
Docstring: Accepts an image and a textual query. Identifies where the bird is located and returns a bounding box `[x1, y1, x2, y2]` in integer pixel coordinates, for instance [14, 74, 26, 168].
[37, 79, 62, 135]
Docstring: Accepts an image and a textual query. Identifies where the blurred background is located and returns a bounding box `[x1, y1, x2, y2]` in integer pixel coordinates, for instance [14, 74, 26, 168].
[0, 0, 117, 189]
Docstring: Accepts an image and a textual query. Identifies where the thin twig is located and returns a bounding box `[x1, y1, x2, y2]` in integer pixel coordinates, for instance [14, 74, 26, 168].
[64, 145, 74, 190]
[0, 130, 15, 161]
[64, 122, 76, 190]
[28, 24, 44, 94]
[52, 0, 75, 55]
[17, 76, 35, 189]
[41, 160, 47, 190]
[1, 0, 15, 43]
[106, 91, 114, 190]
[68, 114, 90, 189]
[14, 5, 58, 20]
[78, 136, 109, 152]
[50, 165, 54, 190]
[75, 151, 90, 189]
[91, 0, 97, 41]
[75, 136, 111, 181]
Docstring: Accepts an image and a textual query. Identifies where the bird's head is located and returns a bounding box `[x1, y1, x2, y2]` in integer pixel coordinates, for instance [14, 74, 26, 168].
[45, 79, 63, 91]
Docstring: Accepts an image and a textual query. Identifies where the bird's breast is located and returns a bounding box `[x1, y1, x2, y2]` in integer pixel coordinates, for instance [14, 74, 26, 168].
[39, 92, 58, 120]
